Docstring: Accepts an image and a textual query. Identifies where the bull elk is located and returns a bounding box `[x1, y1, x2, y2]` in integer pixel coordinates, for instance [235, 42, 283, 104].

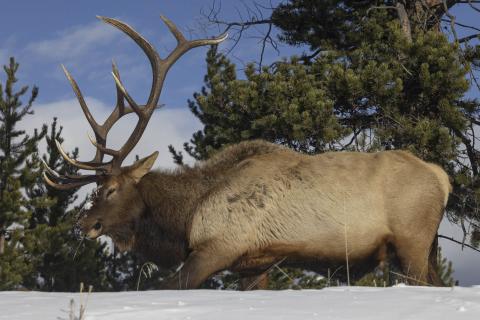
[44, 15, 451, 288]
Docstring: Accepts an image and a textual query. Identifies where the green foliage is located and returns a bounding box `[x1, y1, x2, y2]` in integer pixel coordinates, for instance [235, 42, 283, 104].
[21, 117, 146, 292]
[436, 247, 456, 287]
[200, 268, 327, 290]
[0, 59, 145, 292]
[267, 268, 327, 290]
[354, 272, 386, 287]
[0, 230, 33, 290]
[271, 0, 396, 53]
[0, 57, 46, 289]
[177, 24, 470, 168]
[27, 117, 78, 229]
[23, 217, 108, 291]
[171, 47, 346, 162]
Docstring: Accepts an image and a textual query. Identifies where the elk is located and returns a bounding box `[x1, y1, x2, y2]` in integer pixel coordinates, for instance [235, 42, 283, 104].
[44, 15, 451, 289]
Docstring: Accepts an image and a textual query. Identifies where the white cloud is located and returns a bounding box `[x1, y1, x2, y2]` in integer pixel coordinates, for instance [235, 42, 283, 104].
[26, 21, 120, 61]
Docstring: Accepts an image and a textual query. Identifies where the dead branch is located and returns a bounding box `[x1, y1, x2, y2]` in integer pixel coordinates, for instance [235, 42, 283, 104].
[200, 0, 276, 69]
[467, 0, 480, 12]
[438, 234, 480, 253]
[441, 18, 480, 32]
[443, 0, 459, 41]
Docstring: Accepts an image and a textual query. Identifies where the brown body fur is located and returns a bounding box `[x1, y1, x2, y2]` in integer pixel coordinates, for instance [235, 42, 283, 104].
[78, 140, 450, 288]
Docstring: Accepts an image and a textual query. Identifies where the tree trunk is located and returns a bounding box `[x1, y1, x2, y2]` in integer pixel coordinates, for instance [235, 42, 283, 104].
[0, 232, 5, 255]
[396, 2, 413, 42]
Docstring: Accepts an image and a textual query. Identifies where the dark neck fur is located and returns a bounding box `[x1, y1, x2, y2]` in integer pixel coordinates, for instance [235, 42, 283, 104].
[133, 167, 215, 268]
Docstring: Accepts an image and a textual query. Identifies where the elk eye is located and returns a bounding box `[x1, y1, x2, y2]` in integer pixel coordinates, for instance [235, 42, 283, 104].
[93, 222, 102, 230]
[106, 188, 116, 199]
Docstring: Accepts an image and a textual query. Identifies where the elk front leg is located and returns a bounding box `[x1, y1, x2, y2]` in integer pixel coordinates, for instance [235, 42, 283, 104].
[239, 272, 269, 290]
[161, 250, 231, 289]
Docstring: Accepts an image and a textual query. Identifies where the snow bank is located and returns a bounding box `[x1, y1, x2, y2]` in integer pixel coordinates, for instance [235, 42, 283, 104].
[1, 286, 479, 319]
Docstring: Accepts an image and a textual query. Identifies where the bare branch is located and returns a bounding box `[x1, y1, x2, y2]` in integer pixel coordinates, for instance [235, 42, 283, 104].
[438, 234, 480, 253]
[459, 33, 480, 42]
[467, 0, 480, 12]
[441, 18, 480, 32]
[201, 0, 276, 69]
[443, 0, 459, 41]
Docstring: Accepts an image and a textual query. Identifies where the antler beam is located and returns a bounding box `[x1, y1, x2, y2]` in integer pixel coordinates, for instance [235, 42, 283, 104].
[44, 15, 227, 189]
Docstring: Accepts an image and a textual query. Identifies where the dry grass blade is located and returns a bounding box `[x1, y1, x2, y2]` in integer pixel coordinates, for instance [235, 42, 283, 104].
[65, 282, 93, 320]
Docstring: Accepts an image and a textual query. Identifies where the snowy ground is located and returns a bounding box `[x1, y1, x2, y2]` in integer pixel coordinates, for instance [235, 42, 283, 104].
[1, 286, 480, 320]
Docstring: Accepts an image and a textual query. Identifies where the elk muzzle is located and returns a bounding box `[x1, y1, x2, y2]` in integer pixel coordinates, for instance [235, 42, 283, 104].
[86, 222, 103, 239]
[75, 217, 103, 240]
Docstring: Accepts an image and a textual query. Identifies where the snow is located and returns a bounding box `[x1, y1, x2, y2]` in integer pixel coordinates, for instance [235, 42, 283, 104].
[1, 286, 480, 319]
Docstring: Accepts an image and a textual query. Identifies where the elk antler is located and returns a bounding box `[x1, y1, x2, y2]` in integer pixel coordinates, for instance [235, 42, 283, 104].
[43, 15, 227, 190]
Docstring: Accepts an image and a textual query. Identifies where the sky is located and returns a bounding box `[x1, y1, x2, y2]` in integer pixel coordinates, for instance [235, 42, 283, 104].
[1, 1, 479, 286]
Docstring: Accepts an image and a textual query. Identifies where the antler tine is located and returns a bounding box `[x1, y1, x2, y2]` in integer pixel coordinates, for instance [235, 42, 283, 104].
[111, 72, 144, 117]
[62, 64, 110, 167]
[87, 133, 120, 156]
[55, 139, 110, 171]
[159, 15, 187, 44]
[42, 159, 101, 190]
[44, 169, 99, 183]
[43, 173, 98, 190]
[61, 65, 103, 138]
[112, 60, 125, 112]
[97, 16, 162, 106]
[159, 15, 228, 68]
[160, 15, 228, 47]
[41, 159, 60, 178]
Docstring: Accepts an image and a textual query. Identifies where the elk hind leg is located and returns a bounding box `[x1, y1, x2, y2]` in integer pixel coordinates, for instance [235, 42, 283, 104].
[394, 241, 432, 285]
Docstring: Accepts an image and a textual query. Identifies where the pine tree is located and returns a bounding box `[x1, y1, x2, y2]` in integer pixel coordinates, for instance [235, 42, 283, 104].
[27, 118, 78, 229]
[0, 57, 47, 289]
[436, 246, 456, 286]
[170, 46, 346, 162]
[20, 118, 107, 291]
[172, 1, 480, 287]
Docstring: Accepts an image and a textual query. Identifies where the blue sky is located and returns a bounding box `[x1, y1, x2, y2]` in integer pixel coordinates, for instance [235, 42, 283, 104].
[1, 1, 479, 286]
[0, 0, 293, 106]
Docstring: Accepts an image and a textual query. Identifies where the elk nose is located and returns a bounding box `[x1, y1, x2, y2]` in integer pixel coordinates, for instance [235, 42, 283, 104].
[86, 222, 103, 239]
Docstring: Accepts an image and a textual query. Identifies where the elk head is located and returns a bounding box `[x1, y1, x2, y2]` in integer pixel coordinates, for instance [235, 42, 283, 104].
[43, 15, 226, 250]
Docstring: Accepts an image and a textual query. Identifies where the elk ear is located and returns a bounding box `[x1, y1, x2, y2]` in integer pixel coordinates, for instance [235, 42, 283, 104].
[126, 151, 159, 183]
